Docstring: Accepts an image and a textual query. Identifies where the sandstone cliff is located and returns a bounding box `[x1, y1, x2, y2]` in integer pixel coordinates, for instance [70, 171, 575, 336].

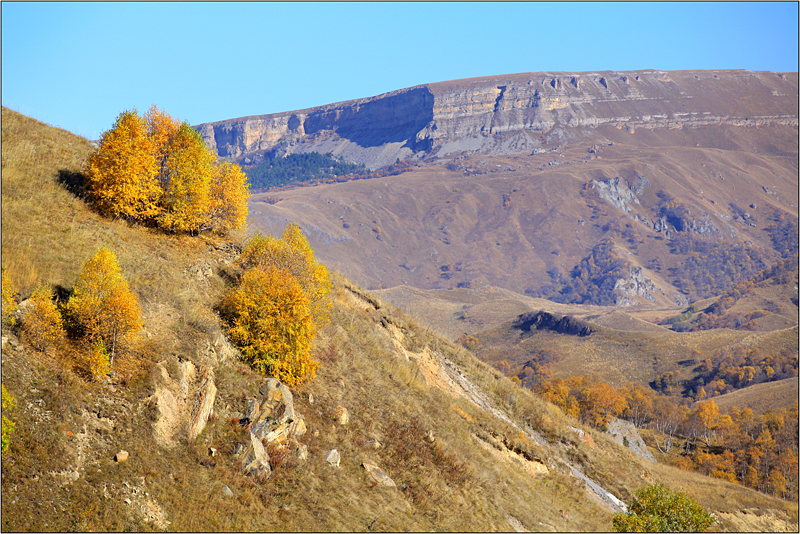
[195, 70, 798, 169]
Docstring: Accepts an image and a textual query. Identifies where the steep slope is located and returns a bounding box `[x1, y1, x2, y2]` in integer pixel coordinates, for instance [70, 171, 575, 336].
[4, 110, 797, 532]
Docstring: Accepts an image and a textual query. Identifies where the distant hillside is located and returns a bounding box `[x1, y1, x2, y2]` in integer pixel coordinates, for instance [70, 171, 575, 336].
[221, 70, 798, 306]
[711, 377, 799, 415]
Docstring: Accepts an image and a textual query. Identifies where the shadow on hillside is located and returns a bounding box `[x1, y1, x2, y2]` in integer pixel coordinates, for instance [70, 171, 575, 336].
[57, 169, 88, 199]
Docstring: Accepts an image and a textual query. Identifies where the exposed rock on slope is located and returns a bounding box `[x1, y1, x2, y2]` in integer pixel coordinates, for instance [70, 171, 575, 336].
[196, 70, 798, 169]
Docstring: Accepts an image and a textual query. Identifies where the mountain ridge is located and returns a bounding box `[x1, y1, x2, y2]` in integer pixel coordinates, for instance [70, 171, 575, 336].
[195, 69, 798, 170]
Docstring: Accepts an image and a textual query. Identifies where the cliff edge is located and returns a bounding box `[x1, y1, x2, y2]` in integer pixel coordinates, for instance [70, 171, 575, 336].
[195, 70, 798, 169]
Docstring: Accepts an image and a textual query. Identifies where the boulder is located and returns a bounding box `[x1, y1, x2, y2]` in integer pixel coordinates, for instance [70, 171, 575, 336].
[325, 449, 341, 468]
[288, 416, 307, 437]
[246, 378, 309, 443]
[336, 406, 349, 425]
[362, 461, 396, 487]
[250, 379, 295, 441]
[115, 450, 129, 463]
[295, 444, 308, 460]
[241, 433, 271, 478]
[188, 367, 217, 440]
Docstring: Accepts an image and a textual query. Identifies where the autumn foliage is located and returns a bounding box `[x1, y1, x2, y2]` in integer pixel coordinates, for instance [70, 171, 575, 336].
[220, 224, 331, 385]
[221, 267, 318, 385]
[65, 247, 142, 370]
[85, 106, 249, 235]
[21, 284, 66, 354]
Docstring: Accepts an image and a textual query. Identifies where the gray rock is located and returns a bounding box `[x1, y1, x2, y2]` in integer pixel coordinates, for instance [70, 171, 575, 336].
[325, 449, 340, 468]
[362, 461, 396, 487]
[221, 485, 234, 497]
[241, 433, 271, 477]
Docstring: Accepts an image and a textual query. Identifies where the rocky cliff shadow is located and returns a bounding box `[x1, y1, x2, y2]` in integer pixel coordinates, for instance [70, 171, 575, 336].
[303, 87, 434, 149]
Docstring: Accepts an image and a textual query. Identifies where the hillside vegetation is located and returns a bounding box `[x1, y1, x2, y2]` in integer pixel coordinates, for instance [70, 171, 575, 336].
[2, 109, 798, 532]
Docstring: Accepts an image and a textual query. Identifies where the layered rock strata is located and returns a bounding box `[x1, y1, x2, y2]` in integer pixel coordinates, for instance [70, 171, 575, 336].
[195, 70, 798, 169]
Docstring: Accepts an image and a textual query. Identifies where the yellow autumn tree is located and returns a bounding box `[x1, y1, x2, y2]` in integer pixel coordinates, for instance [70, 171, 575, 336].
[65, 248, 142, 368]
[238, 223, 332, 322]
[85, 110, 161, 221]
[219, 266, 319, 386]
[144, 105, 182, 180]
[208, 161, 249, 234]
[158, 123, 216, 234]
[21, 284, 66, 355]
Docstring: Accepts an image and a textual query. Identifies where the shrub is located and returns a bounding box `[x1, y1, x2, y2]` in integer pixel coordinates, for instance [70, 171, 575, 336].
[612, 483, 714, 532]
[219, 266, 318, 386]
[21, 284, 66, 354]
[238, 223, 332, 322]
[65, 248, 142, 365]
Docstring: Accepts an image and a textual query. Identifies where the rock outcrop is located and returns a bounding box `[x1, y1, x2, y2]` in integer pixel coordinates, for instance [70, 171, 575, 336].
[195, 70, 798, 169]
[236, 378, 308, 477]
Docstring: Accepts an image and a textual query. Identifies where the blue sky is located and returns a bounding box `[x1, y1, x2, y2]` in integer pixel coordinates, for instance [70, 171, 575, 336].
[2, 2, 797, 141]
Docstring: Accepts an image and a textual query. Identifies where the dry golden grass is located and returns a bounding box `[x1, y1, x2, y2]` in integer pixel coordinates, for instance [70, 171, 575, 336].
[711, 377, 799, 415]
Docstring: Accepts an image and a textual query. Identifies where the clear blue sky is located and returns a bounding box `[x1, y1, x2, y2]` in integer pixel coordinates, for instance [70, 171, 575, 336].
[3, 2, 797, 141]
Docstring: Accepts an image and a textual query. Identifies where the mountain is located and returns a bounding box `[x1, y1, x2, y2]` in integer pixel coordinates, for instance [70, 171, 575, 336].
[196, 70, 799, 310]
[6, 108, 797, 532]
[196, 70, 797, 170]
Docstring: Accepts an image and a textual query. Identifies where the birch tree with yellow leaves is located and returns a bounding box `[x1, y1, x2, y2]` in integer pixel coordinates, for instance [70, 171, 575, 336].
[221, 224, 332, 385]
[85, 107, 249, 235]
[157, 123, 217, 234]
[65, 248, 142, 371]
[208, 161, 250, 234]
[85, 110, 161, 221]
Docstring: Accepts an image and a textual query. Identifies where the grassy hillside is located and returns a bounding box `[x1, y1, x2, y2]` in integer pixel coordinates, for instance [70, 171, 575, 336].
[472, 310, 798, 391]
[712, 377, 799, 415]
[2, 108, 797, 532]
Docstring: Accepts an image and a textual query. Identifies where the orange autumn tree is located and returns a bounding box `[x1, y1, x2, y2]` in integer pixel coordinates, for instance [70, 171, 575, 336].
[86, 107, 249, 235]
[158, 123, 217, 234]
[221, 224, 332, 385]
[237, 223, 332, 322]
[144, 105, 182, 184]
[21, 284, 66, 355]
[65, 248, 142, 372]
[208, 161, 250, 234]
[219, 267, 318, 386]
[85, 110, 160, 221]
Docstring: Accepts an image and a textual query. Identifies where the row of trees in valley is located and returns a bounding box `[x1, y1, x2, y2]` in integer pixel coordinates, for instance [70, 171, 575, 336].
[86, 106, 249, 234]
[245, 155, 415, 194]
[244, 152, 366, 192]
[535, 372, 798, 500]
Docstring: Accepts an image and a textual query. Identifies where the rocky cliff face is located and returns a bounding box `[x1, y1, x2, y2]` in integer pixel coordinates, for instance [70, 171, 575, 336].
[195, 70, 798, 169]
